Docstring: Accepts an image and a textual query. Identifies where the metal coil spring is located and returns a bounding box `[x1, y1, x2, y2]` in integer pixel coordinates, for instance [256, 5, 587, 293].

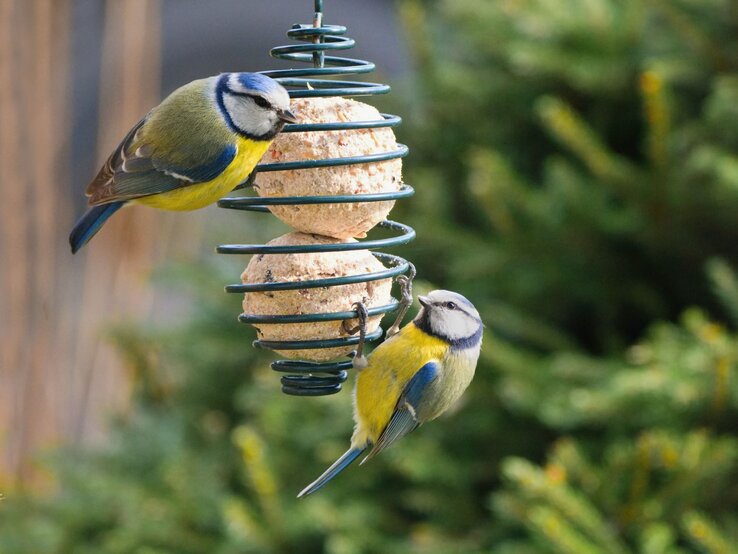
[216, 0, 415, 396]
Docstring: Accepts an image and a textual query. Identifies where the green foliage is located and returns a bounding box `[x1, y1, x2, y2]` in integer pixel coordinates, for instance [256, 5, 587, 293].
[494, 308, 738, 430]
[495, 430, 738, 554]
[3, 0, 738, 551]
[399, 0, 738, 352]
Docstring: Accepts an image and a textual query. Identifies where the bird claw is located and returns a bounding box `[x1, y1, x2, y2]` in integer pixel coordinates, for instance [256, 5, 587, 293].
[232, 170, 257, 191]
[386, 263, 416, 338]
[345, 301, 369, 369]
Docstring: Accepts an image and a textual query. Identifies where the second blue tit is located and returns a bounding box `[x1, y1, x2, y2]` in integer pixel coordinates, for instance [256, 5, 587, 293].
[69, 72, 297, 253]
[298, 289, 483, 498]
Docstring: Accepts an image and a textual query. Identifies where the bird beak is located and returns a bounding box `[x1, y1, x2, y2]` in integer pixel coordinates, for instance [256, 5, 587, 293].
[277, 109, 298, 123]
[418, 295, 430, 308]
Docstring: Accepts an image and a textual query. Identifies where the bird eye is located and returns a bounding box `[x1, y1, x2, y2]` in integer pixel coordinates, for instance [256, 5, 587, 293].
[446, 302, 457, 310]
[252, 96, 271, 109]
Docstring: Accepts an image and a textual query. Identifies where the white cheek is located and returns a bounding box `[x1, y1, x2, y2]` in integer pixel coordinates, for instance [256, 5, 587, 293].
[452, 312, 479, 337]
[224, 95, 274, 136]
[432, 311, 478, 341]
[430, 315, 448, 338]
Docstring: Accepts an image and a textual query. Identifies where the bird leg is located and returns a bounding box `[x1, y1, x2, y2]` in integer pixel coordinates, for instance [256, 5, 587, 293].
[386, 263, 416, 338]
[344, 301, 369, 370]
[232, 169, 258, 191]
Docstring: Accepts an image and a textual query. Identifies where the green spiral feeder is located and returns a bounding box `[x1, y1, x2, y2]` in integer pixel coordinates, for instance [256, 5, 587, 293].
[217, 0, 415, 396]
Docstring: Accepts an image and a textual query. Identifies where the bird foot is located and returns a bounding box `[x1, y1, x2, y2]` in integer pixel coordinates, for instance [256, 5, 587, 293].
[386, 263, 416, 338]
[344, 301, 369, 369]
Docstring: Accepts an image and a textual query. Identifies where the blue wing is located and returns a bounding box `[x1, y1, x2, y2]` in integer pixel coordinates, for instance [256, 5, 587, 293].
[86, 116, 237, 204]
[362, 361, 439, 462]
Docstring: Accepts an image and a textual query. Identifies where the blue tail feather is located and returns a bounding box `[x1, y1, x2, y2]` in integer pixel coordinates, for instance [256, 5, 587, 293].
[297, 446, 365, 498]
[69, 201, 124, 254]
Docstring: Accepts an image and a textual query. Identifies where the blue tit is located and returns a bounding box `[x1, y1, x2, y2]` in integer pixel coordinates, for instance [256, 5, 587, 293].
[69, 72, 297, 253]
[298, 289, 483, 497]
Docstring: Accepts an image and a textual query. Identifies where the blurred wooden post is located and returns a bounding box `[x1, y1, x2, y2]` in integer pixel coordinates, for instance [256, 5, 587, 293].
[0, 0, 173, 486]
[0, 0, 73, 486]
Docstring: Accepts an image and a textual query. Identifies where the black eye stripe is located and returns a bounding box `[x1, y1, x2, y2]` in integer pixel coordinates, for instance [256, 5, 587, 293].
[227, 90, 273, 108]
[432, 301, 476, 319]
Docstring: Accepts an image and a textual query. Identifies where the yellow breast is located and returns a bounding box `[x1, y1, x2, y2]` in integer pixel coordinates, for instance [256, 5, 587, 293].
[134, 136, 270, 211]
[352, 323, 449, 447]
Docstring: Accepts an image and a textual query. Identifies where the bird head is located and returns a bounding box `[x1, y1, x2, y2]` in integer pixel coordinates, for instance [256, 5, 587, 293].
[217, 72, 297, 140]
[415, 290, 483, 348]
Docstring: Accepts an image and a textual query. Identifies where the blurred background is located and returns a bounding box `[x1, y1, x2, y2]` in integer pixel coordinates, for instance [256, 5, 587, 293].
[2, 0, 738, 552]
